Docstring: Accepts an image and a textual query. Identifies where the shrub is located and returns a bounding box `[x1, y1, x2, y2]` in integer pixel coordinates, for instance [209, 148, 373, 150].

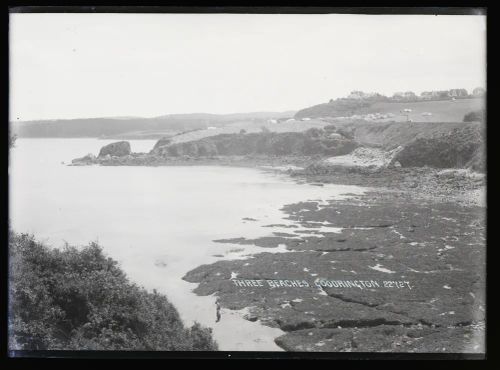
[323, 125, 337, 132]
[9, 133, 17, 148]
[463, 110, 485, 123]
[8, 231, 218, 351]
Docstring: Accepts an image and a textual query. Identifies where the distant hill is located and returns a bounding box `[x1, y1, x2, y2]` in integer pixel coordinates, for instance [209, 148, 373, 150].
[295, 98, 485, 123]
[11, 111, 296, 139]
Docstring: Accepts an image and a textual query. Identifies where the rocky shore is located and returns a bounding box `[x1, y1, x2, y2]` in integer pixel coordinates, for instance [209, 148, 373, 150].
[183, 191, 485, 352]
[69, 126, 486, 352]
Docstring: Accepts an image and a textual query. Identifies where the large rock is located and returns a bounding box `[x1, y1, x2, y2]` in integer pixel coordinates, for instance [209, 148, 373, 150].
[98, 141, 131, 157]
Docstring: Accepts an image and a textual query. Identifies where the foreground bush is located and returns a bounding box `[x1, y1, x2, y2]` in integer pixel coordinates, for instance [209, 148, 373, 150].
[463, 109, 485, 123]
[8, 231, 218, 351]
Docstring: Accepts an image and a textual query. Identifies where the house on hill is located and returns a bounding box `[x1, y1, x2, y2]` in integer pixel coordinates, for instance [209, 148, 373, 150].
[421, 90, 456, 100]
[420, 91, 433, 100]
[393, 91, 417, 101]
[473, 87, 486, 97]
[449, 89, 468, 98]
[347, 91, 386, 100]
[347, 91, 367, 100]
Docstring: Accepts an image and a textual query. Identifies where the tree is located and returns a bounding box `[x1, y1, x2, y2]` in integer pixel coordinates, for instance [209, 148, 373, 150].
[472, 87, 486, 97]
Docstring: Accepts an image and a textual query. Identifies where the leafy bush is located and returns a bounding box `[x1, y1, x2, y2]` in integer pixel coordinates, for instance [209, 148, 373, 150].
[463, 110, 485, 123]
[8, 231, 218, 351]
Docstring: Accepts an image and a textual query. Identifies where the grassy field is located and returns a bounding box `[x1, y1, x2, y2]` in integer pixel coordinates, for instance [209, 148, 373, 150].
[94, 98, 485, 144]
[170, 98, 485, 145]
[170, 119, 327, 144]
[334, 121, 483, 149]
[354, 98, 485, 123]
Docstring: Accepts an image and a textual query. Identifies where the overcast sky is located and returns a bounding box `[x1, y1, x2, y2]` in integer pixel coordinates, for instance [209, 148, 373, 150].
[10, 13, 486, 121]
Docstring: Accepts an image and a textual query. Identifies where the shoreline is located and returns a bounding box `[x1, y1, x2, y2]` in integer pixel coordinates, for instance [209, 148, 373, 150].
[183, 182, 485, 352]
[68, 144, 485, 352]
[14, 137, 486, 352]
[167, 156, 485, 352]
[69, 153, 485, 208]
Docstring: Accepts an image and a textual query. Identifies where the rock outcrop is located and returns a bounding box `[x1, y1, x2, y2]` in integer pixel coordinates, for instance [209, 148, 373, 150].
[151, 137, 172, 153]
[151, 128, 358, 158]
[70, 122, 485, 174]
[392, 125, 484, 171]
[71, 153, 97, 165]
[98, 141, 131, 157]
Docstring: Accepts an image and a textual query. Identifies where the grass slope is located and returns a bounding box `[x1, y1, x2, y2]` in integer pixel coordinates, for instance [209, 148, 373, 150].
[356, 98, 485, 123]
[296, 98, 484, 123]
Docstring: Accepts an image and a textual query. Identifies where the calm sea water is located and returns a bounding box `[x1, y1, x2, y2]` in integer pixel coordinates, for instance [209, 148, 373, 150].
[9, 138, 367, 351]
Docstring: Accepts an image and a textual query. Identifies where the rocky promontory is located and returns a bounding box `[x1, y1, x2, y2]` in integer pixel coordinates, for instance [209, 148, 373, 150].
[71, 128, 359, 166]
[71, 121, 485, 175]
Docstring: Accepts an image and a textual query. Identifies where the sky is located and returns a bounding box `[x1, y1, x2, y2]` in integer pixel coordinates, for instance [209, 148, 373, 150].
[10, 13, 486, 121]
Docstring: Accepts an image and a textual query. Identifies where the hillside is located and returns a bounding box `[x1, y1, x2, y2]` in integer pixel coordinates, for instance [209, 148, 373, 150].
[11, 111, 295, 139]
[71, 119, 485, 173]
[295, 98, 484, 122]
[308, 120, 485, 172]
